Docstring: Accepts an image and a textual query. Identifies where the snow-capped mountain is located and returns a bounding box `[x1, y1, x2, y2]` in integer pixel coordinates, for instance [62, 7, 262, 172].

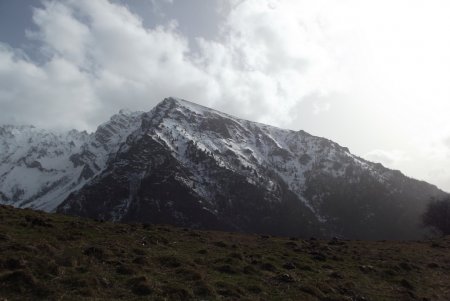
[0, 125, 88, 211]
[0, 109, 141, 211]
[1, 98, 447, 238]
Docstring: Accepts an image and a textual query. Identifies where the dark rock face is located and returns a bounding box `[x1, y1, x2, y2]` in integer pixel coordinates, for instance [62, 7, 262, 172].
[57, 98, 447, 239]
[60, 135, 225, 230]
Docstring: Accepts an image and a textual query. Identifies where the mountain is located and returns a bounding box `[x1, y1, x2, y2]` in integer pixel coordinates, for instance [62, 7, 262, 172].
[1, 98, 447, 239]
[0, 110, 142, 211]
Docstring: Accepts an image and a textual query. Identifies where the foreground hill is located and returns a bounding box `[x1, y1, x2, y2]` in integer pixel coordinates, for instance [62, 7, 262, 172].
[1, 97, 447, 239]
[1, 205, 450, 300]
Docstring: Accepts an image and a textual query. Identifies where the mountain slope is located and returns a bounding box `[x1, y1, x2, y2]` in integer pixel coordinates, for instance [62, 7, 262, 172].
[54, 98, 446, 239]
[0, 125, 89, 211]
[0, 109, 142, 211]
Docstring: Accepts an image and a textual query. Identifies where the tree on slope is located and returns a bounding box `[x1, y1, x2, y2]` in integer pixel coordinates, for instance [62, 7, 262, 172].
[422, 197, 450, 236]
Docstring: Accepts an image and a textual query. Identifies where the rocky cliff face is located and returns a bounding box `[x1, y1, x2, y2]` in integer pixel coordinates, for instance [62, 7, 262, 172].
[1, 98, 446, 238]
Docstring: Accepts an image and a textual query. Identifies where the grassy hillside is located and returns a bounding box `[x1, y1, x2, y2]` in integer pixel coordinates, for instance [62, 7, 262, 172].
[0, 204, 449, 300]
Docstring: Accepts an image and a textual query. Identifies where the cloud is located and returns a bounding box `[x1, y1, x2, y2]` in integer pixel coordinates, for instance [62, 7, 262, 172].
[313, 102, 331, 115]
[148, 0, 174, 17]
[0, 42, 95, 129]
[444, 137, 450, 149]
[189, 0, 348, 127]
[0, 0, 345, 130]
[0, 0, 215, 129]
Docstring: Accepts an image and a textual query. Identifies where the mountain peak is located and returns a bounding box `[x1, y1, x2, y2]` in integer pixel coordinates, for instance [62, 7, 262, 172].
[161, 96, 196, 105]
[157, 97, 214, 114]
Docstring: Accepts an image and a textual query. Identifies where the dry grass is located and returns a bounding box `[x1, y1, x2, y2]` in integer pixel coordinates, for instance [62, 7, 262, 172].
[1, 204, 450, 300]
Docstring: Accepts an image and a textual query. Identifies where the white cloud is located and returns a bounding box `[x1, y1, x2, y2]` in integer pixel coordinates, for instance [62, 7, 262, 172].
[0, 0, 348, 130]
[27, 1, 91, 65]
[0, 42, 95, 129]
[0, 0, 215, 129]
[444, 137, 450, 149]
[313, 102, 331, 115]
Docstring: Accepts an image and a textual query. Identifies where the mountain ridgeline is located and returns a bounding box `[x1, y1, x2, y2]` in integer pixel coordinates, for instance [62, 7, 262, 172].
[0, 98, 446, 239]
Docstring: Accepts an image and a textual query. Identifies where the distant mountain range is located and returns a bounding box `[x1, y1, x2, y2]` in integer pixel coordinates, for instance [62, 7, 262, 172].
[1, 98, 447, 239]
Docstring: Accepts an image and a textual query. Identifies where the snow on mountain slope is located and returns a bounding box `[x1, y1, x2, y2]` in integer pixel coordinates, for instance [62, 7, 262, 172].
[69, 109, 143, 181]
[144, 98, 401, 213]
[58, 98, 447, 239]
[0, 109, 142, 211]
[0, 125, 89, 211]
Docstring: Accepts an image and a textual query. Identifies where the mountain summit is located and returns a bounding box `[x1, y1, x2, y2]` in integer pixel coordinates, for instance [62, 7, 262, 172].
[1, 98, 446, 239]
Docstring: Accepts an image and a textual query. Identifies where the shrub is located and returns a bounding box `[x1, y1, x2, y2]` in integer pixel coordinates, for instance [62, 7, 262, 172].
[422, 197, 450, 235]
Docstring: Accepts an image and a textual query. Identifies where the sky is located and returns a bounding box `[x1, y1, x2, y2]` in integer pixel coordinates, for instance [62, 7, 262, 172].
[0, 0, 449, 192]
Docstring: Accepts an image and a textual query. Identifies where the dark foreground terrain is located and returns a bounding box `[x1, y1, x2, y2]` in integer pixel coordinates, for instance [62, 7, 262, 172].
[0, 205, 449, 301]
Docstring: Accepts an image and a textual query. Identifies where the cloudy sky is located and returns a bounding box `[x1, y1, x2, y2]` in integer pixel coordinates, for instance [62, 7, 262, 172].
[0, 0, 449, 192]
